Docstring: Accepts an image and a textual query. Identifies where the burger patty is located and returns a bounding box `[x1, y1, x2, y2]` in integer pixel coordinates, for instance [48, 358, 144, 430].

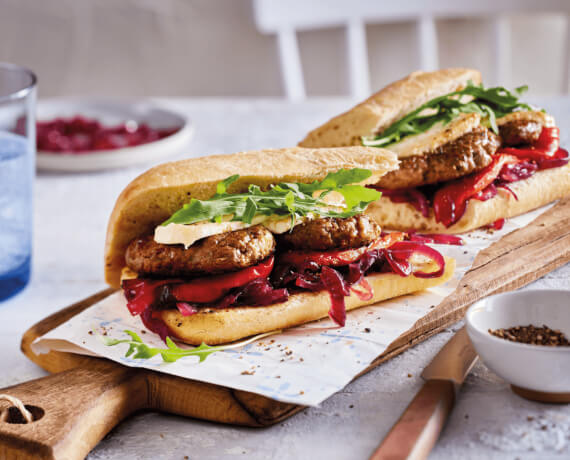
[125, 225, 276, 277]
[376, 127, 501, 189]
[279, 215, 381, 251]
[499, 119, 542, 146]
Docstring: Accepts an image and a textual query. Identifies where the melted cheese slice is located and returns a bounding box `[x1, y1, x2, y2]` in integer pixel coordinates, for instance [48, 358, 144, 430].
[154, 215, 307, 249]
[387, 113, 480, 158]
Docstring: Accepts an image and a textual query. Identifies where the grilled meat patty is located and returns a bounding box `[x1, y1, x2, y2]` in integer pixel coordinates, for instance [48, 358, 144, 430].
[279, 215, 381, 251]
[499, 119, 542, 146]
[376, 127, 501, 189]
[126, 225, 275, 277]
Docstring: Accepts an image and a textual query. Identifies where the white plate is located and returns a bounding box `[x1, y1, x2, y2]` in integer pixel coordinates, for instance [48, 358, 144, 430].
[35, 99, 193, 172]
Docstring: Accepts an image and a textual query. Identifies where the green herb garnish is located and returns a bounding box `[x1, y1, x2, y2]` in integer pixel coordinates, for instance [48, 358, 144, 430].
[100, 329, 282, 363]
[362, 81, 533, 148]
[162, 168, 381, 226]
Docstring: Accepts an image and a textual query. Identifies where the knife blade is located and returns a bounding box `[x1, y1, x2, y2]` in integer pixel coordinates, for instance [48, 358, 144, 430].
[369, 326, 478, 460]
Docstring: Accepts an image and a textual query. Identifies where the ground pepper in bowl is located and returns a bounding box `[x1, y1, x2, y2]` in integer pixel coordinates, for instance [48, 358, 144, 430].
[489, 324, 570, 346]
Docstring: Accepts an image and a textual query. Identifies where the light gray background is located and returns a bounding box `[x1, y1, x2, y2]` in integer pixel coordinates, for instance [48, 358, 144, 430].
[0, 0, 568, 98]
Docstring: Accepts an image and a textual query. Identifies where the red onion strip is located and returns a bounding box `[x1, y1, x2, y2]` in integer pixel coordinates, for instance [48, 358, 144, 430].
[387, 241, 446, 278]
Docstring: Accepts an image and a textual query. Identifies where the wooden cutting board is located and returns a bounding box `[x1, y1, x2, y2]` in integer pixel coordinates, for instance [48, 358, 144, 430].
[1, 197, 569, 460]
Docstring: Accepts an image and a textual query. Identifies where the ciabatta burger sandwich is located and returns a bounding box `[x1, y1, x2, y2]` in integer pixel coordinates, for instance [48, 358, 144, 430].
[299, 69, 570, 233]
[104, 147, 454, 345]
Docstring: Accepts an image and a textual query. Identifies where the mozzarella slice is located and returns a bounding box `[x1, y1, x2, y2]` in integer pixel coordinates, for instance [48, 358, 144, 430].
[387, 113, 481, 158]
[155, 221, 247, 248]
[154, 215, 307, 249]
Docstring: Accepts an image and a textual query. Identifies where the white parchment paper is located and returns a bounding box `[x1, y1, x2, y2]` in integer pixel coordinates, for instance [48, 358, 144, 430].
[32, 206, 551, 406]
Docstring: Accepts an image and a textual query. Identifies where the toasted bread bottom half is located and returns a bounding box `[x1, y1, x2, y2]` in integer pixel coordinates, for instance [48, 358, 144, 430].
[366, 163, 570, 234]
[157, 258, 454, 345]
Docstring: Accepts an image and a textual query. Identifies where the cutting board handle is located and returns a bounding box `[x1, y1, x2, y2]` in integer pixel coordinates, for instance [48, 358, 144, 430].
[0, 360, 147, 460]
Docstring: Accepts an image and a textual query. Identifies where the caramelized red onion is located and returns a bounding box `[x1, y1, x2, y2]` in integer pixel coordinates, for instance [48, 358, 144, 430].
[371, 187, 430, 217]
[176, 302, 198, 316]
[140, 308, 172, 342]
[496, 183, 518, 200]
[383, 241, 446, 278]
[320, 266, 351, 326]
[486, 218, 505, 230]
[350, 279, 374, 301]
[123, 278, 179, 316]
[273, 241, 446, 326]
[536, 148, 569, 170]
[406, 231, 464, 246]
[499, 161, 538, 182]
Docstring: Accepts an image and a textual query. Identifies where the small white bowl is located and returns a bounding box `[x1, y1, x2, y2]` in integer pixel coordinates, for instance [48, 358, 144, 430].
[466, 289, 570, 396]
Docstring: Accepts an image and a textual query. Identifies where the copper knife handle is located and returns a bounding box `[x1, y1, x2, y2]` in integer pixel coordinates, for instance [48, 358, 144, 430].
[369, 379, 455, 460]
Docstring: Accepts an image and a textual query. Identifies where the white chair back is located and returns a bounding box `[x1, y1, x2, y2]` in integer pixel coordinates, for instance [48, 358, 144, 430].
[253, 0, 570, 100]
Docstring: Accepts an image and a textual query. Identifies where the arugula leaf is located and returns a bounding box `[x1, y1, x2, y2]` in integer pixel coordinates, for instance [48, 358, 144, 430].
[161, 168, 381, 226]
[337, 184, 381, 210]
[299, 168, 373, 192]
[215, 174, 239, 196]
[100, 329, 282, 363]
[362, 81, 534, 148]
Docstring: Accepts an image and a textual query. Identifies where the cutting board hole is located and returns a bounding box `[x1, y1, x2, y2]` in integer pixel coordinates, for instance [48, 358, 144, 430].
[2, 405, 44, 424]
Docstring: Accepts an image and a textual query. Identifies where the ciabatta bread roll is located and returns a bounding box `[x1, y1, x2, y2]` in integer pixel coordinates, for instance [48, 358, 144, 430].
[107, 146, 455, 345]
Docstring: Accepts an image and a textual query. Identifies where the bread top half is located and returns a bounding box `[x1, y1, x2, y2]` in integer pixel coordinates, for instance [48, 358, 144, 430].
[298, 68, 482, 148]
[104, 146, 398, 287]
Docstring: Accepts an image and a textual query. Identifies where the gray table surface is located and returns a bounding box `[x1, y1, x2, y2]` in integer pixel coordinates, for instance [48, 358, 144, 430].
[0, 98, 569, 460]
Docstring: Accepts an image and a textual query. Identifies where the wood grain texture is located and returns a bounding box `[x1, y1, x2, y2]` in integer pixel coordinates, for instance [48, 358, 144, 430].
[2, 197, 569, 459]
[368, 380, 456, 460]
[0, 361, 146, 460]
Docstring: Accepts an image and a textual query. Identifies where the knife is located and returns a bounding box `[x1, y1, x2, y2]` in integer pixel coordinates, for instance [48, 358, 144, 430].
[369, 326, 478, 460]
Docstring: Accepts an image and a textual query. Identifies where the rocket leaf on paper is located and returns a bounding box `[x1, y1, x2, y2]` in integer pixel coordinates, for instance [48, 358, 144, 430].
[161, 168, 381, 226]
[99, 329, 281, 363]
[362, 81, 533, 148]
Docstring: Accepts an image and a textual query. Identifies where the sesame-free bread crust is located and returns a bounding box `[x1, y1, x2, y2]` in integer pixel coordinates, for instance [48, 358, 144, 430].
[298, 68, 482, 148]
[104, 147, 398, 287]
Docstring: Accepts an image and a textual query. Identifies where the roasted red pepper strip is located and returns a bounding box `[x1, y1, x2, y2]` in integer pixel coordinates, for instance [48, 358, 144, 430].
[533, 126, 559, 154]
[122, 256, 275, 315]
[498, 146, 568, 162]
[433, 154, 521, 227]
[498, 126, 560, 161]
[279, 232, 406, 267]
[170, 256, 275, 303]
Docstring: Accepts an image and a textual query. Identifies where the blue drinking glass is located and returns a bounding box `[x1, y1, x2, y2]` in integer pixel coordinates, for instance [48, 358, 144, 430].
[0, 63, 36, 301]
